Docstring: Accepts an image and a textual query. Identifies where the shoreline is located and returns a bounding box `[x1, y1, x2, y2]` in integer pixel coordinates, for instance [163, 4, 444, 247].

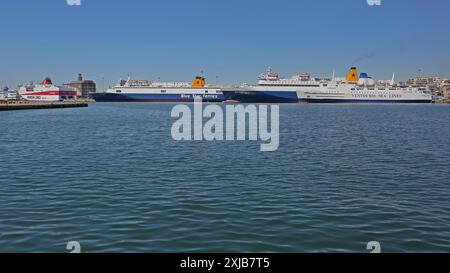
[0, 101, 88, 111]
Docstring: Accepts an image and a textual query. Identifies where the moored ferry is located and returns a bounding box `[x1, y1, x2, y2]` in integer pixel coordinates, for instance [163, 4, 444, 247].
[18, 78, 78, 102]
[2, 87, 19, 100]
[92, 75, 224, 102]
[223, 66, 433, 104]
[222, 67, 324, 103]
[299, 67, 432, 103]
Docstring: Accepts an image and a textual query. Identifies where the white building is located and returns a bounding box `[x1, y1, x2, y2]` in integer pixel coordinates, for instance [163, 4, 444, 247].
[407, 77, 449, 88]
[442, 84, 450, 101]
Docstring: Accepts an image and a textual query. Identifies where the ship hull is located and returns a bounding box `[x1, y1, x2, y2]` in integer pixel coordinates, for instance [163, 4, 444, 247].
[20, 91, 77, 102]
[222, 90, 299, 103]
[302, 98, 432, 103]
[91, 92, 225, 103]
[300, 89, 433, 104]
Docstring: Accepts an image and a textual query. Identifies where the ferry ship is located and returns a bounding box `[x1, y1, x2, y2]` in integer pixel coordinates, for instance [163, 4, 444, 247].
[222, 67, 324, 103]
[2, 87, 19, 100]
[299, 67, 433, 103]
[18, 78, 78, 102]
[92, 75, 224, 102]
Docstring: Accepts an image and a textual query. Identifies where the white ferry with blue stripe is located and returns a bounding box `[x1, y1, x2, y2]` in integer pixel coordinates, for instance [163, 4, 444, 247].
[92, 75, 224, 102]
[223, 67, 432, 104]
[222, 67, 323, 103]
[299, 67, 432, 103]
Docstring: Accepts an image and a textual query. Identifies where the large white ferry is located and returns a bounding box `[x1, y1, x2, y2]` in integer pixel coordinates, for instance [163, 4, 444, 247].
[222, 67, 324, 103]
[298, 67, 432, 103]
[18, 78, 78, 102]
[223, 67, 432, 103]
[92, 75, 224, 102]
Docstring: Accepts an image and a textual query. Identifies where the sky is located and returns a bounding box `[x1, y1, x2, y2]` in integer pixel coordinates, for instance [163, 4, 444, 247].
[1, 0, 450, 89]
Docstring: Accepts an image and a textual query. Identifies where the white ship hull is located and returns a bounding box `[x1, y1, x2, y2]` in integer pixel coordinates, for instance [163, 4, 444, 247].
[19, 78, 77, 102]
[299, 87, 432, 103]
[20, 91, 75, 102]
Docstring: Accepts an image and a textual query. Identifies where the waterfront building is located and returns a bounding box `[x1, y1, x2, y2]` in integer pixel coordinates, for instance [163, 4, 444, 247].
[64, 73, 96, 99]
[406, 76, 449, 99]
[406, 77, 448, 87]
[442, 83, 450, 101]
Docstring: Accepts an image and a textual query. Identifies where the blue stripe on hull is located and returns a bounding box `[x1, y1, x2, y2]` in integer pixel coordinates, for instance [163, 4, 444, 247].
[92, 93, 225, 102]
[304, 99, 432, 104]
[222, 91, 299, 103]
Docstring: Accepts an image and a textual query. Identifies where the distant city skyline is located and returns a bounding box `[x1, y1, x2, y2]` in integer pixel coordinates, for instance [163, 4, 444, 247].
[1, 0, 450, 88]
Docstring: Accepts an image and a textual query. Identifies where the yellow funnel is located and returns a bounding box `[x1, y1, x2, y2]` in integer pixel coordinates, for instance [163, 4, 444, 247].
[192, 76, 205, 88]
[346, 67, 359, 83]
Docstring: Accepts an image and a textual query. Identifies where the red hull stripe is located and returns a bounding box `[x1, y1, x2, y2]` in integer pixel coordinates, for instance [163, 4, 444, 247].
[22, 91, 77, 96]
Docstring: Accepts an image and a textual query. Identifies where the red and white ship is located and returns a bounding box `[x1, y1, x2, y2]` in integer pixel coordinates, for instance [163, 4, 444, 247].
[18, 77, 78, 102]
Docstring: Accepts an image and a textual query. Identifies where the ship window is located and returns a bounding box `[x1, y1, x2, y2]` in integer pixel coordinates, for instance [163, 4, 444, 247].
[116, 90, 122, 93]
[161, 90, 166, 93]
[205, 90, 209, 94]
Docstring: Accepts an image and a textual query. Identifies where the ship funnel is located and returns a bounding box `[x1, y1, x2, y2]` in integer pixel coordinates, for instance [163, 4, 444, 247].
[346, 67, 359, 83]
[192, 76, 205, 88]
[41, 77, 53, 85]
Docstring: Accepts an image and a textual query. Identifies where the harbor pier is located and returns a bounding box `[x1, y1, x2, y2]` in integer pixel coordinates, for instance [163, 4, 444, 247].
[0, 101, 88, 111]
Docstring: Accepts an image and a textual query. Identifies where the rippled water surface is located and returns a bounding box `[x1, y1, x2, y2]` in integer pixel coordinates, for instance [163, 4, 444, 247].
[0, 103, 449, 253]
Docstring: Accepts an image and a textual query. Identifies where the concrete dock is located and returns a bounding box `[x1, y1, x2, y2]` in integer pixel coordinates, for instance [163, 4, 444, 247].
[0, 101, 88, 111]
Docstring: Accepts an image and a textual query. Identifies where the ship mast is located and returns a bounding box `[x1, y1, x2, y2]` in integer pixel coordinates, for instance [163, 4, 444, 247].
[391, 72, 396, 85]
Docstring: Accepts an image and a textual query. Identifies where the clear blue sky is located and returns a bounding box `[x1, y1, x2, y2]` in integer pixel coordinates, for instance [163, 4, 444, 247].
[1, 0, 450, 88]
